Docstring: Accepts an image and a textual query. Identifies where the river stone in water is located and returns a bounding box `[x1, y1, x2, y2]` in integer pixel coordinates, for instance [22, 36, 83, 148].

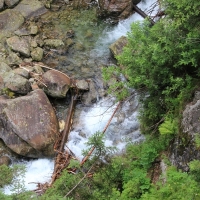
[2, 71, 31, 94]
[0, 89, 59, 158]
[40, 70, 71, 98]
[6, 36, 31, 57]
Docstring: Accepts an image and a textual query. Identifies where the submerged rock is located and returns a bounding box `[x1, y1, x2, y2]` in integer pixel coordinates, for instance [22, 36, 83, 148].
[0, 89, 59, 158]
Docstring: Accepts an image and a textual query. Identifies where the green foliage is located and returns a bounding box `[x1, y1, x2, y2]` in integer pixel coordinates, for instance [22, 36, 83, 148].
[0, 165, 13, 187]
[189, 160, 200, 182]
[103, 0, 200, 133]
[141, 166, 200, 200]
[159, 118, 178, 135]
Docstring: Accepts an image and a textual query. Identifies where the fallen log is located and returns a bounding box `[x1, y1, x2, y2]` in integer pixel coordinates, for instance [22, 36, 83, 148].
[50, 91, 78, 186]
[133, 4, 155, 25]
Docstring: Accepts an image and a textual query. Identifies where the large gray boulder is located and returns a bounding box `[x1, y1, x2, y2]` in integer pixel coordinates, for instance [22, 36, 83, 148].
[14, 0, 47, 19]
[0, 89, 59, 158]
[6, 36, 31, 57]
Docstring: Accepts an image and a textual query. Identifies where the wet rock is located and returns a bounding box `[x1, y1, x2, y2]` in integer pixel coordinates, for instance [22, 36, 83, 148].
[14, 0, 47, 19]
[0, 0, 4, 10]
[97, 0, 134, 23]
[44, 39, 64, 48]
[6, 52, 22, 66]
[0, 62, 12, 74]
[0, 9, 24, 32]
[0, 156, 11, 166]
[40, 70, 71, 98]
[4, 0, 19, 8]
[6, 36, 31, 57]
[2, 71, 31, 94]
[109, 36, 128, 57]
[0, 89, 59, 158]
[31, 47, 44, 61]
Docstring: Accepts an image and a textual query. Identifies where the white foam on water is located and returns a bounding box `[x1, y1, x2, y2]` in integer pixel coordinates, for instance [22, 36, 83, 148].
[67, 97, 144, 160]
[3, 159, 54, 195]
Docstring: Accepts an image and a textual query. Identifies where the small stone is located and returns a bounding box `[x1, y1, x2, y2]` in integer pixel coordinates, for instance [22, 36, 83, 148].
[30, 25, 38, 35]
[44, 39, 64, 48]
[33, 65, 44, 74]
[76, 79, 89, 90]
[31, 47, 43, 61]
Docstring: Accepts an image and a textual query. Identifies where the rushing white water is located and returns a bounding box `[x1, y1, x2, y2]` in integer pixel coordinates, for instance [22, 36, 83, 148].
[3, 0, 159, 194]
[67, 96, 143, 160]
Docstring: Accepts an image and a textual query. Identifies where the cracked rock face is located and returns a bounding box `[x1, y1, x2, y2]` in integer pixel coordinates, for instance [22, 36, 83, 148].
[0, 89, 59, 158]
